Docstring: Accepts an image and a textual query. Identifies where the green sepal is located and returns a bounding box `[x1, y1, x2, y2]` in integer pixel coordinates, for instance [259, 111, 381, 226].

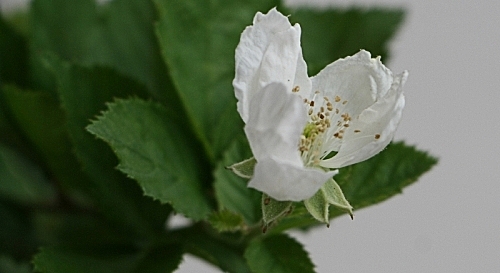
[226, 157, 256, 179]
[262, 194, 292, 231]
[304, 178, 353, 224]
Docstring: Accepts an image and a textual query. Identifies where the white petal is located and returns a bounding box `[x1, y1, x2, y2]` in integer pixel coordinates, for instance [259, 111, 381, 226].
[321, 71, 408, 168]
[249, 156, 337, 201]
[233, 8, 310, 123]
[310, 50, 393, 119]
[244, 82, 307, 165]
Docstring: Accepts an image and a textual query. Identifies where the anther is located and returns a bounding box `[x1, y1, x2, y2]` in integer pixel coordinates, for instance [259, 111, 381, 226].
[335, 96, 341, 102]
[375, 134, 381, 140]
[354, 130, 361, 133]
[310, 101, 315, 107]
[292, 86, 300, 92]
[342, 100, 348, 105]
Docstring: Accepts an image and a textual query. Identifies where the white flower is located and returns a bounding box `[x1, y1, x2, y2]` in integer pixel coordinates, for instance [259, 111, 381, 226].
[233, 8, 408, 201]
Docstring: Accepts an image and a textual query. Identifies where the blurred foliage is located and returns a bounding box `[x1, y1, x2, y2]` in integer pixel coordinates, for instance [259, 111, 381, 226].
[0, 0, 437, 272]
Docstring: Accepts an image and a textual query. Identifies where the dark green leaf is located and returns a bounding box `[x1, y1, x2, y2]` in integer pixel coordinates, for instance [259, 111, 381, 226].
[0, 200, 38, 260]
[87, 98, 212, 220]
[213, 138, 261, 224]
[288, 8, 405, 75]
[245, 234, 315, 273]
[132, 245, 184, 273]
[173, 226, 251, 273]
[0, 15, 28, 87]
[154, 0, 278, 160]
[0, 144, 55, 204]
[33, 247, 138, 273]
[30, 0, 176, 102]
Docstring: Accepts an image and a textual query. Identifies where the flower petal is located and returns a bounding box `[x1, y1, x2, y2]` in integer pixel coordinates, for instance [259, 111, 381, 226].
[233, 8, 310, 123]
[249, 156, 337, 201]
[320, 71, 408, 168]
[244, 82, 306, 165]
[310, 50, 393, 119]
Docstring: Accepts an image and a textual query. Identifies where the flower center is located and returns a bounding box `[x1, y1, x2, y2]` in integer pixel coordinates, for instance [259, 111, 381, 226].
[298, 90, 357, 167]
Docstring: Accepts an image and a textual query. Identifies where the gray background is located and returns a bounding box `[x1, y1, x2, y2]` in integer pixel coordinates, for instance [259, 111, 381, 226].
[2, 0, 499, 272]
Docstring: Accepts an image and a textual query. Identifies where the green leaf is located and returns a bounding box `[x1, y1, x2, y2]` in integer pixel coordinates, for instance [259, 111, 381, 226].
[304, 178, 353, 224]
[272, 142, 437, 231]
[213, 138, 261, 225]
[87, 98, 212, 220]
[288, 8, 405, 75]
[262, 194, 292, 229]
[0, 15, 28, 86]
[154, 0, 278, 160]
[336, 142, 438, 211]
[208, 210, 245, 233]
[45, 56, 172, 234]
[245, 234, 315, 273]
[226, 157, 256, 179]
[30, 0, 175, 101]
[0, 144, 55, 204]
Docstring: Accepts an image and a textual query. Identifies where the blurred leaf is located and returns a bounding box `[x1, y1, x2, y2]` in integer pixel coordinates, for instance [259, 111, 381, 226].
[288, 8, 405, 75]
[131, 245, 183, 273]
[0, 144, 55, 204]
[33, 238, 183, 273]
[154, 0, 278, 161]
[30, 0, 176, 102]
[33, 247, 137, 273]
[273, 142, 438, 231]
[0, 15, 28, 87]
[208, 210, 245, 233]
[213, 138, 261, 225]
[87, 98, 212, 220]
[45, 56, 170, 235]
[33, 212, 137, 250]
[0, 255, 31, 273]
[0, 201, 37, 260]
[173, 226, 251, 273]
[245, 234, 315, 273]
[1, 85, 92, 203]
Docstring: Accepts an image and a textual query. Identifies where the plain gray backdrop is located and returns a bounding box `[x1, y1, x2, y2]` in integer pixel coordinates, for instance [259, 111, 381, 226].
[2, 0, 499, 272]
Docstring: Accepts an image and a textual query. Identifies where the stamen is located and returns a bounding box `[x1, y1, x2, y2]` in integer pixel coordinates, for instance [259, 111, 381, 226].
[292, 86, 300, 92]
